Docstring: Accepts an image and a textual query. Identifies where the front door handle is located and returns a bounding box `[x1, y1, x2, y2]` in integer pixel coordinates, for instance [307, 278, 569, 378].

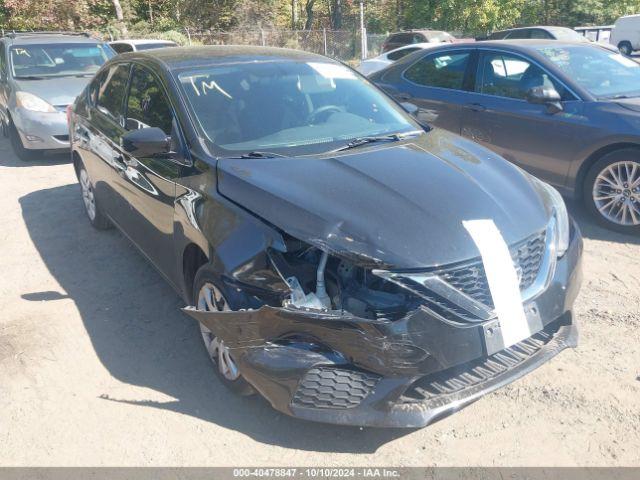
[464, 103, 486, 112]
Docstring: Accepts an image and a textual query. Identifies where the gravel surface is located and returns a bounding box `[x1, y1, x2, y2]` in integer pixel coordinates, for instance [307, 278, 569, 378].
[1, 138, 639, 466]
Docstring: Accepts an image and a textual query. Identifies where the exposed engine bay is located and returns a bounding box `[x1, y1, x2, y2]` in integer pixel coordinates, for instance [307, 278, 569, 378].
[269, 237, 418, 320]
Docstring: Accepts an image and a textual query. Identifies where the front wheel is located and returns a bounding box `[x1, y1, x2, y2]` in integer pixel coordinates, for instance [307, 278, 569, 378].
[193, 266, 254, 396]
[583, 149, 640, 233]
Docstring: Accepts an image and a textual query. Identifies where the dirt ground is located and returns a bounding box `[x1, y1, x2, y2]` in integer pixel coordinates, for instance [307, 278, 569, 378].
[1, 137, 639, 466]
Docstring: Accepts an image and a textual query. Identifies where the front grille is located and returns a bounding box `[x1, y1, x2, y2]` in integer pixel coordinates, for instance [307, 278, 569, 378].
[435, 230, 546, 309]
[401, 317, 563, 403]
[292, 367, 380, 409]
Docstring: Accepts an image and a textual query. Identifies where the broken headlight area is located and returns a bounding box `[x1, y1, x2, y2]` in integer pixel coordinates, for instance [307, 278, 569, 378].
[184, 228, 581, 427]
[267, 240, 422, 321]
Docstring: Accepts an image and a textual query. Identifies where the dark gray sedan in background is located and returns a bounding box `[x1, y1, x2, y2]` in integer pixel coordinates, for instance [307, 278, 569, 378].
[371, 40, 640, 232]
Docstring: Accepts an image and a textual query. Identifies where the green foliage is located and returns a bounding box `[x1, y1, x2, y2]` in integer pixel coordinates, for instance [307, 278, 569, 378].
[2, 0, 640, 37]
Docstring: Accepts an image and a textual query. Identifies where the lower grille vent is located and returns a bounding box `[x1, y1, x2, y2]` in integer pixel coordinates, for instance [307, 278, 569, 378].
[292, 367, 380, 409]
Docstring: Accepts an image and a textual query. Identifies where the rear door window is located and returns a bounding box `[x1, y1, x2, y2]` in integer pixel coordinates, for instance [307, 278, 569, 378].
[387, 47, 420, 61]
[392, 33, 413, 44]
[530, 29, 553, 39]
[96, 63, 130, 121]
[505, 29, 531, 39]
[111, 43, 134, 54]
[404, 51, 471, 90]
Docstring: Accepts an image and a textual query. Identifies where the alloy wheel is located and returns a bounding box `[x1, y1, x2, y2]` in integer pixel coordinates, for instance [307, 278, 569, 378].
[197, 283, 240, 381]
[592, 160, 640, 226]
[79, 168, 96, 221]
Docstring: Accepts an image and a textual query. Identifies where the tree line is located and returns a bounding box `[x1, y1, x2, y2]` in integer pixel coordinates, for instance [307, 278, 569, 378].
[1, 0, 640, 38]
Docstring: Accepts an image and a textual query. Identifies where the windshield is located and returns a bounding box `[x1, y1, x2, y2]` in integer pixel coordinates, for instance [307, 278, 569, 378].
[10, 43, 113, 79]
[177, 60, 420, 156]
[536, 45, 640, 98]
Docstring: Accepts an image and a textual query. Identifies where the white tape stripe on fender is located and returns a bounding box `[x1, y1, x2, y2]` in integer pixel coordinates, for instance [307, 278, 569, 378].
[463, 219, 531, 347]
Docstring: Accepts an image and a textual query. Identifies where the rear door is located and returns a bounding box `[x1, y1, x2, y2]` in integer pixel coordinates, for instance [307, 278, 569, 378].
[79, 62, 131, 224]
[459, 49, 587, 186]
[387, 49, 476, 133]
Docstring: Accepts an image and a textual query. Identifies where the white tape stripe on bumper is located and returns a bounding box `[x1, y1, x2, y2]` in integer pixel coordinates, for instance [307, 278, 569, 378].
[463, 219, 531, 347]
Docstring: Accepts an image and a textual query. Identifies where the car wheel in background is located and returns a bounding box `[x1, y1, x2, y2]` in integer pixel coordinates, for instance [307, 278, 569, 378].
[618, 41, 632, 56]
[193, 265, 254, 396]
[78, 163, 112, 230]
[584, 149, 640, 233]
[9, 120, 38, 161]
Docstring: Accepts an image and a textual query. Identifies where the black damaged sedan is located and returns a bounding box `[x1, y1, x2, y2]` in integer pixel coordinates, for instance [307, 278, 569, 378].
[69, 46, 582, 427]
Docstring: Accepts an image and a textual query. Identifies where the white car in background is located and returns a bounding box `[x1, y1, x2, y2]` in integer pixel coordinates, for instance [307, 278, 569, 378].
[610, 14, 640, 55]
[357, 43, 440, 76]
[108, 39, 178, 54]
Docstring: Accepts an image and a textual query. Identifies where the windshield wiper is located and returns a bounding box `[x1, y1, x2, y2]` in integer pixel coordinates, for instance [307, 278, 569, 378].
[227, 151, 288, 159]
[14, 75, 46, 80]
[332, 131, 423, 153]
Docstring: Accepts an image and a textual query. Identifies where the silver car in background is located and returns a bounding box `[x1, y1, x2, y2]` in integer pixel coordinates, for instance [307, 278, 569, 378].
[0, 32, 114, 161]
[109, 39, 178, 54]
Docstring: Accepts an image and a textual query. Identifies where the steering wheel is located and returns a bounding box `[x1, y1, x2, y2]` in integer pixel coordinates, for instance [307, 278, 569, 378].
[307, 105, 343, 124]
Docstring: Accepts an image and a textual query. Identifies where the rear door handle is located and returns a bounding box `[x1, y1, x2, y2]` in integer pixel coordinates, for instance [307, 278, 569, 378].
[464, 103, 486, 112]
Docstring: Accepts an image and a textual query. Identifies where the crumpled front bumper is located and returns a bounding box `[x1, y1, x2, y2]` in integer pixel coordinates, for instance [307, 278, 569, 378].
[184, 224, 583, 428]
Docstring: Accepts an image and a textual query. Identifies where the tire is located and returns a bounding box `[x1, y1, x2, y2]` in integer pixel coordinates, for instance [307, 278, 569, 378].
[8, 120, 39, 162]
[618, 41, 632, 56]
[77, 162, 112, 230]
[583, 148, 640, 234]
[192, 264, 255, 396]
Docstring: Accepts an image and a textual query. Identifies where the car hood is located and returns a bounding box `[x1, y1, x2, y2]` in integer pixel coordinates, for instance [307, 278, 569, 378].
[13, 76, 91, 106]
[216, 129, 550, 269]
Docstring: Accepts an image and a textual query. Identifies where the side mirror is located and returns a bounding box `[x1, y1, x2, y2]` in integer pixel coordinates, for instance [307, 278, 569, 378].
[121, 127, 170, 157]
[526, 86, 563, 114]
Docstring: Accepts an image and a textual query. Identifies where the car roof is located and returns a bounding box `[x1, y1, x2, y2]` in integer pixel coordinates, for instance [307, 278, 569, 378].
[117, 45, 332, 70]
[381, 42, 439, 55]
[3, 33, 101, 45]
[447, 39, 595, 49]
[392, 29, 448, 34]
[110, 39, 177, 45]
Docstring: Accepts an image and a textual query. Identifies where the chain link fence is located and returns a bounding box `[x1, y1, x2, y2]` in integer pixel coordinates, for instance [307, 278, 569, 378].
[177, 28, 387, 63]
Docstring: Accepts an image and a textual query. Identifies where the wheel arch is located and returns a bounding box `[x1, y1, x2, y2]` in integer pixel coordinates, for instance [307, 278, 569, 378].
[575, 142, 640, 198]
[72, 150, 83, 179]
[182, 242, 209, 304]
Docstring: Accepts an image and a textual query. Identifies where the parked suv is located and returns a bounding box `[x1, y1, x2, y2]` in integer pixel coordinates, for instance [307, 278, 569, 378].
[69, 46, 582, 427]
[0, 32, 114, 160]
